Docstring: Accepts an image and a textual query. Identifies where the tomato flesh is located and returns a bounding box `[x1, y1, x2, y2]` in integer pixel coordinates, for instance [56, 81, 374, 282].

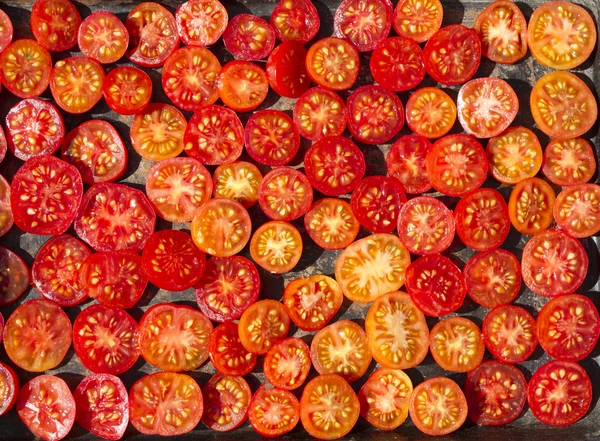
[131, 103, 187, 161]
[386, 135, 432, 194]
[175, 0, 228, 46]
[266, 41, 311, 98]
[238, 299, 291, 355]
[78, 10, 129, 64]
[0, 10, 13, 54]
[304, 199, 360, 251]
[258, 167, 313, 221]
[554, 184, 600, 238]
[0, 362, 18, 417]
[223, 14, 275, 60]
[202, 374, 251, 432]
[249, 386, 300, 437]
[294, 87, 347, 141]
[487, 126, 543, 184]
[208, 321, 257, 376]
[103, 66, 152, 115]
[245, 110, 300, 166]
[250, 221, 303, 274]
[217, 60, 269, 112]
[334, 0, 393, 52]
[483, 305, 537, 364]
[30, 0, 81, 52]
[305, 37, 359, 90]
[212, 161, 263, 208]
[392, 0, 443, 43]
[50, 56, 105, 114]
[370, 36, 425, 91]
[0, 246, 30, 307]
[0, 39, 52, 99]
[351, 175, 406, 234]
[508, 177, 555, 235]
[405, 87, 456, 139]
[271, 0, 320, 43]
[430, 317, 484, 372]
[0, 175, 13, 238]
[542, 137, 596, 186]
[264, 338, 311, 390]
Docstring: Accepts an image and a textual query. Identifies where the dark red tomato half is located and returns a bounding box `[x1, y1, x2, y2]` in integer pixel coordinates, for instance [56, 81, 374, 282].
[175, 0, 228, 47]
[202, 374, 252, 432]
[483, 305, 537, 364]
[0, 39, 52, 99]
[0, 245, 30, 307]
[0, 10, 13, 54]
[248, 386, 300, 437]
[78, 10, 129, 64]
[270, 0, 320, 43]
[386, 135, 432, 194]
[293, 87, 347, 142]
[103, 66, 152, 115]
[209, 321, 257, 376]
[351, 175, 406, 234]
[334, 0, 393, 52]
[30, 0, 82, 52]
[258, 167, 313, 221]
[245, 110, 300, 166]
[266, 41, 311, 98]
[0, 362, 18, 417]
[370, 36, 425, 91]
[223, 14, 276, 60]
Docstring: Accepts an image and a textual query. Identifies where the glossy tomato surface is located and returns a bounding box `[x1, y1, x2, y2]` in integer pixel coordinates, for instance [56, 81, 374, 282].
[508, 177, 555, 235]
[554, 184, 600, 238]
[370, 36, 425, 91]
[238, 299, 290, 355]
[0, 361, 18, 417]
[264, 338, 311, 390]
[0, 175, 13, 238]
[49, 56, 105, 114]
[131, 103, 187, 160]
[248, 386, 300, 437]
[266, 41, 311, 98]
[0, 39, 51, 99]
[392, 0, 443, 43]
[0, 10, 13, 54]
[486, 126, 542, 184]
[351, 175, 406, 234]
[270, 0, 319, 42]
[209, 321, 256, 376]
[334, 0, 392, 52]
[304, 199, 360, 250]
[176, 0, 228, 46]
[483, 305, 537, 364]
[386, 135, 432, 194]
[223, 14, 275, 60]
[405, 88, 456, 139]
[30, 0, 81, 52]
[542, 137, 596, 186]
[202, 374, 251, 432]
[212, 161, 262, 208]
[294, 87, 347, 142]
[0, 245, 30, 307]
[78, 10, 129, 64]
[258, 168, 313, 221]
[245, 110, 300, 166]
[306, 37, 359, 90]
[430, 317, 484, 372]
[103, 66, 152, 115]
[217, 60, 269, 112]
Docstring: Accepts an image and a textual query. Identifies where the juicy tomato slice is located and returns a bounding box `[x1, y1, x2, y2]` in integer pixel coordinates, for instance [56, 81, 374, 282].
[334, 0, 392, 52]
[423, 24, 481, 85]
[32, 234, 91, 307]
[306, 37, 359, 90]
[409, 377, 467, 436]
[392, 0, 442, 43]
[175, 0, 228, 46]
[365, 291, 429, 369]
[454, 188, 510, 251]
[62, 120, 128, 185]
[162, 46, 220, 112]
[249, 386, 300, 437]
[11, 156, 83, 235]
[426, 134, 488, 197]
[73, 304, 139, 375]
[457, 78, 519, 139]
[304, 199, 360, 250]
[464, 249, 521, 309]
[217, 60, 269, 112]
[75, 183, 156, 252]
[386, 135, 432, 194]
[0, 246, 30, 307]
[0, 362, 18, 417]
[537, 294, 600, 361]
[0, 10, 13, 53]
[239, 299, 291, 355]
[17, 375, 75, 441]
[4, 299, 72, 372]
[130, 103, 187, 161]
[430, 317, 484, 372]
[300, 374, 360, 440]
[258, 167, 313, 221]
[266, 41, 311, 98]
[245, 110, 300, 166]
[465, 361, 527, 426]
[250, 221, 303, 274]
[50, 56, 105, 114]
[528, 360, 591, 426]
[304, 136, 365, 196]
[397, 196, 454, 255]
[335, 234, 410, 303]
[213, 161, 263, 208]
[74, 374, 129, 441]
[6, 98, 64, 160]
[103, 66, 152, 115]
[126, 2, 180, 68]
[508, 177, 555, 235]
[542, 137, 596, 186]
[554, 183, 600, 238]
[405, 254, 466, 317]
[370, 36, 425, 91]
[351, 175, 406, 234]
[270, 0, 320, 43]
[294, 87, 347, 141]
[141, 230, 206, 291]
[195, 256, 260, 322]
[191, 198, 252, 257]
[0, 175, 13, 238]
[358, 368, 412, 431]
[264, 338, 311, 390]
[78, 10, 129, 64]
[208, 321, 257, 376]
[223, 14, 275, 60]
[528, 1, 596, 70]
[482, 305, 537, 364]
[405, 87, 456, 139]
[487, 126, 543, 184]
[130, 372, 203, 436]
[0, 127, 6, 164]
[30, 0, 81, 52]
[202, 374, 251, 432]
[346, 85, 404, 145]
[521, 229, 587, 297]
[530, 71, 597, 140]
[0, 39, 52, 99]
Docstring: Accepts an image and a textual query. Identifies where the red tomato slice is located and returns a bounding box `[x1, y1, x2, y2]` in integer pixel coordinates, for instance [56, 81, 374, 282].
[482, 305, 537, 364]
[175, 0, 228, 46]
[223, 14, 275, 60]
[508, 177, 555, 235]
[74, 374, 129, 441]
[542, 137, 596, 186]
[392, 0, 442, 43]
[103, 66, 152, 115]
[217, 60, 269, 112]
[141, 229, 206, 291]
[334, 0, 392, 52]
[487, 126, 543, 184]
[0, 175, 14, 238]
[239, 299, 291, 354]
[17, 375, 75, 441]
[554, 183, 600, 238]
[346, 84, 404, 145]
[423, 24, 481, 85]
[202, 374, 251, 432]
[62, 120, 128, 185]
[0, 10, 13, 53]
[32, 234, 91, 307]
[130, 103, 187, 160]
[270, 0, 320, 43]
[208, 321, 257, 376]
[405, 254, 466, 317]
[249, 386, 300, 437]
[130, 372, 203, 436]
[370, 36, 425, 91]
[264, 338, 311, 390]
[78, 10, 129, 64]
[397, 196, 454, 255]
[0, 362, 18, 417]
[31, 0, 81, 52]
[73, 304, 139, 375]
[5, 98, 64, 160]
[294, 87, 347, 141]
[386, 135, 432, 194]
[0, 39, 52, 98]
[465, 361, 527, 426]
[4, 299, 72, 372]
[245, 110, 300, 166]
[304, 199, 360, 250]
[266, 41, 311, 98]
[213, 161, 263, 208]
[50, 56, 105, 114]
[126, 2, 179, 68]
[250, 221, 303, 273]
[0, 127, 6, 164]
[0, 245, 30, 307]
[405, 87, 456, 139]
[305, 37, 359, 90]
[350, 175, 406, 234]
[259, 167, 313, 221]
[430, 317, 484, 372]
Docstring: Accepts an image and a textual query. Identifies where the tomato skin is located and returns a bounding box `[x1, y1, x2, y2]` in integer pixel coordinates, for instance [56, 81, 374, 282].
[238, 299, 291, 355]
[202, 374, 251, 432]
[131, 103, 187, 161]
[0, 245, 30, 307]
[103, 66, 152, 115]
[266, 41, 311, 98]
[0, 39, 52, 99]
[430, 317, 484, 372]
[270, 0, 320, 43]
[370, 36, 425, 92]
[223, 14, 275, 60]
[386, 135, 432, 194]
[486, 126, 543, 184]
[0, 361, 18, 417]
[49, 56, 105, 114]
[304, 199, 360, 251]
[334, 0, 393, 52]
[208, 321, 257, 376]
[294, 87, 348, 141]
[245, 110, 300, 166]
[0, 10, 13, 54]
[217, 60, 269, 112]
[258, 167, 313, 221]
[78, 10, 129, 64]
[31, 0, 81, 52]
[392, 0, 443, 43]
[306, 37, 360, 90]
[553, 184, 600, 238]
[175, 0, 228, 46]
[264, 338, 311, 390]
[542, 138, 596, 186]
[483, 305, 537, 364]
[248, 386, 300, 437]
[405, 88, 456, 140]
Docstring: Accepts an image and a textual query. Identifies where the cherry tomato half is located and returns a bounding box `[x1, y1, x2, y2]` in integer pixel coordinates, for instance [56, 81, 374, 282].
[554, 183, 600, 238]
[351, 175, 406, 234]
[50, 56, 105, 114]
[217, 60, 269, 112]
[430, 317, 484, 372]
[508, 177, 555, 235]
[223, 14, 275, 60]
[258, 167, 313, 221]
[245, 110, 300, 166]
[238, 299, 291, 355]
[270, 0, 320, 43]
[103, 66, 152, 115]
[542, 137, 596, 186]
[0, 362, 18, 417]
[0, 175, 13, 238]
[370, 36, 425, 91]
[208, 321, 257, 376]
[78, 10, 129, 64]
[386, 135, 432, 194]
[0, 39, 51, 99]
[30, 0, 81, 52]
[294, 87, 348, 141]
[250, 221, 303, 274]
[487, 126, 543, 184]
[334, 0, 393, 52]
[405, 87, 456, 139]
[392, 0, 442, 43]
[212, 161, 263, 208]
[0, 245, 30, 307]
[202, 374, 251, 432]
[266, 41, 311, 98]
[483, 305, 538, 364]
[264, 338, 311, 390]
[175, 0, 228, 47]
[304, 199, 360, 250]
[306, 37, 359, 91]
[130, 103, 187, 161]
[248, 386, 300, 437]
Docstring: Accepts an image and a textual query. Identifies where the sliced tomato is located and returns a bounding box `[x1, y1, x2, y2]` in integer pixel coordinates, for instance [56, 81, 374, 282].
[249, 221, 303, 273]
[264, 338, 311, 390]
[0, 127, 6, 164]
[405, 87, 456, 139]
[30, 0, 81, 52]
[554, 183, 600, 238]
[245, 110, 300, 166]
[0, 10, 13, 53]
[175, 0, 228, 46]
[392, 0, 442, 43]
[0, 362, 18, 417]
[239, 299, 291, 355]
[351, 175, 406, 234]
[334, 0, 392, 52]
[249, 386, 300, 437]
[50, 56, 105, 114]
[217, 60, 269, 112]
[75, 183, 156, 252]
[304, 199, 360, 250]
[482, 305, 537, 364]
[62, 120, 128, 185]
[103, 66, 152, 115]
[213, 161, 263, 208]
[386, 135, 432, 194]
[335, 234, 410, 303]
[202, 374, 251, 432]
[0, 39, 51, 98]
[508, 177, 555, 235]
[73, 304, 139, 375]
[305, 37, 359, 90]
[208, 321, 257, 376]
[0, 245, 30, 307]
[542, 137, 596, 186]
[223, 14, 275, 60]
[270, 0, 320, 43]
[0, 175, 13, 238]
[370, 36, 425, 91]
[430, 317, 484, 372]
[4, 299, 72, 372]
[130, 103, 187, 160]
[487, 126, 543, 184]
[294, 87, 347, 141]
[258, 167, 313, 221]
[365, 291, 429, 369]
[78, 10, 129, 64]
[266, 41, 311, 98]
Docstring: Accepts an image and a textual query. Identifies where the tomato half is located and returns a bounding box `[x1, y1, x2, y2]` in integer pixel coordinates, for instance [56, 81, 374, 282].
[245, 110, 300, 165]
[294, 87, 347, 141]
[78, 10, 129, 64]
[304, 199, 360, 250]
[213, 161, 262, 208]
[250, 221, 303, 273]
[430, 317, 484, 372]
[405, 87, 456, 139]
[508, 177, 555, 235]
[73, 304, 139, 375]
[103, 66, 152, 115]
[482, 305, 537, 364]
[223, 14, 275, 60]
[0, 175, 12, 238]
[4, 299, 72, 372]
[271, 0, 320, 43]
[542, 138, 596, 186]
[335, 234, 410, 303]
[0, 128, 6, 164]
[305, 37, 359, 90]
[175, 0, 228, 46]
[370, 36, 425, 91]
[130, 103, 187, 161]
[217, 60, 269, 112]
[0, 10, 13, 53]
[202, 374, 251, 432]
[351, 175, 406, 234]
[238, 299, 291, 355]
[0, 245, 30, 306]
[0, 362, 18, 417]
[487, 126, 542, 184]
[0, 39, 51, 98]
[392, 0, 442, 43]
[264, 338, 311, 390]
[266, 41, 311, 98]
[30, 0, 81, 52]
[248, 386, 300, 437]
[50, 56, 105, 114]
[208, 321, 257, 376]
[554, 184, 600, 238]
[386, 135, 432, 194]
[334, 0, 392, 52]
[258, 167, 313, 221]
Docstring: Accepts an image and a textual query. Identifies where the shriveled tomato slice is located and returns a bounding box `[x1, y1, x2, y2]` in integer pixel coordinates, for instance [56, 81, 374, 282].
[217, 60, 269, 112]
[245, 110, 300, 166]
[264, 338, 311, 390]
[0, 39, 51, 99]
[334, 0, 392, 52]
[239, 299, 290, 355]
[351, 175, 406, 234]
[50, 56, 105, 114]
[0, 175, 13, 238]
[78, 11, 129, 64]
[430, 317, 484, 372]
[483, 305, 537, 364]
[4, 299, 72, 372]
[249, 386, 300, 437]
[554, 183, 600, 238]
[103, 66, 152, 115]
[126, 2, 179, 68]
[62, 120, 128, 185]
[0, 245, 30, 307]
[266, 41, 311, 98]
[258, 167, 313, 221]
[423, 24, 481, 85]
[175, 0, 228, 46]
[209, 321, 256, 376]
[386, 135, 431, 194]
[74, 374, 129, 441]
[223, 14, 275, 60]
[131, 103, 187, 161]
[213, 161, 262, 208]
[365, 291, 429, 369]
[271, 0, 319, 43]
[392, 0, 442, 43]
[202, 374, 251, 432]
[250, 221, 303, 273]
[130, 372, 203, 436]
[73, 304, 139, 375]
[304, 199, 360, 250]
[542, 138, 596, 186]
[0, 10, 13, 54]
[142, 230, 206, 291]
[487, 126, 542, 184]
[146, 157, 212, 223]
[370, 36, 425, 91]
[405, 87, 456, 139]
[306, 37, 359, 90]
[508, 177, 555, 235]
[75, 183, 156, 252]
[294, 87, 347, 141]
[30, 0, 81, 52]
[0, 362, 18, 417]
